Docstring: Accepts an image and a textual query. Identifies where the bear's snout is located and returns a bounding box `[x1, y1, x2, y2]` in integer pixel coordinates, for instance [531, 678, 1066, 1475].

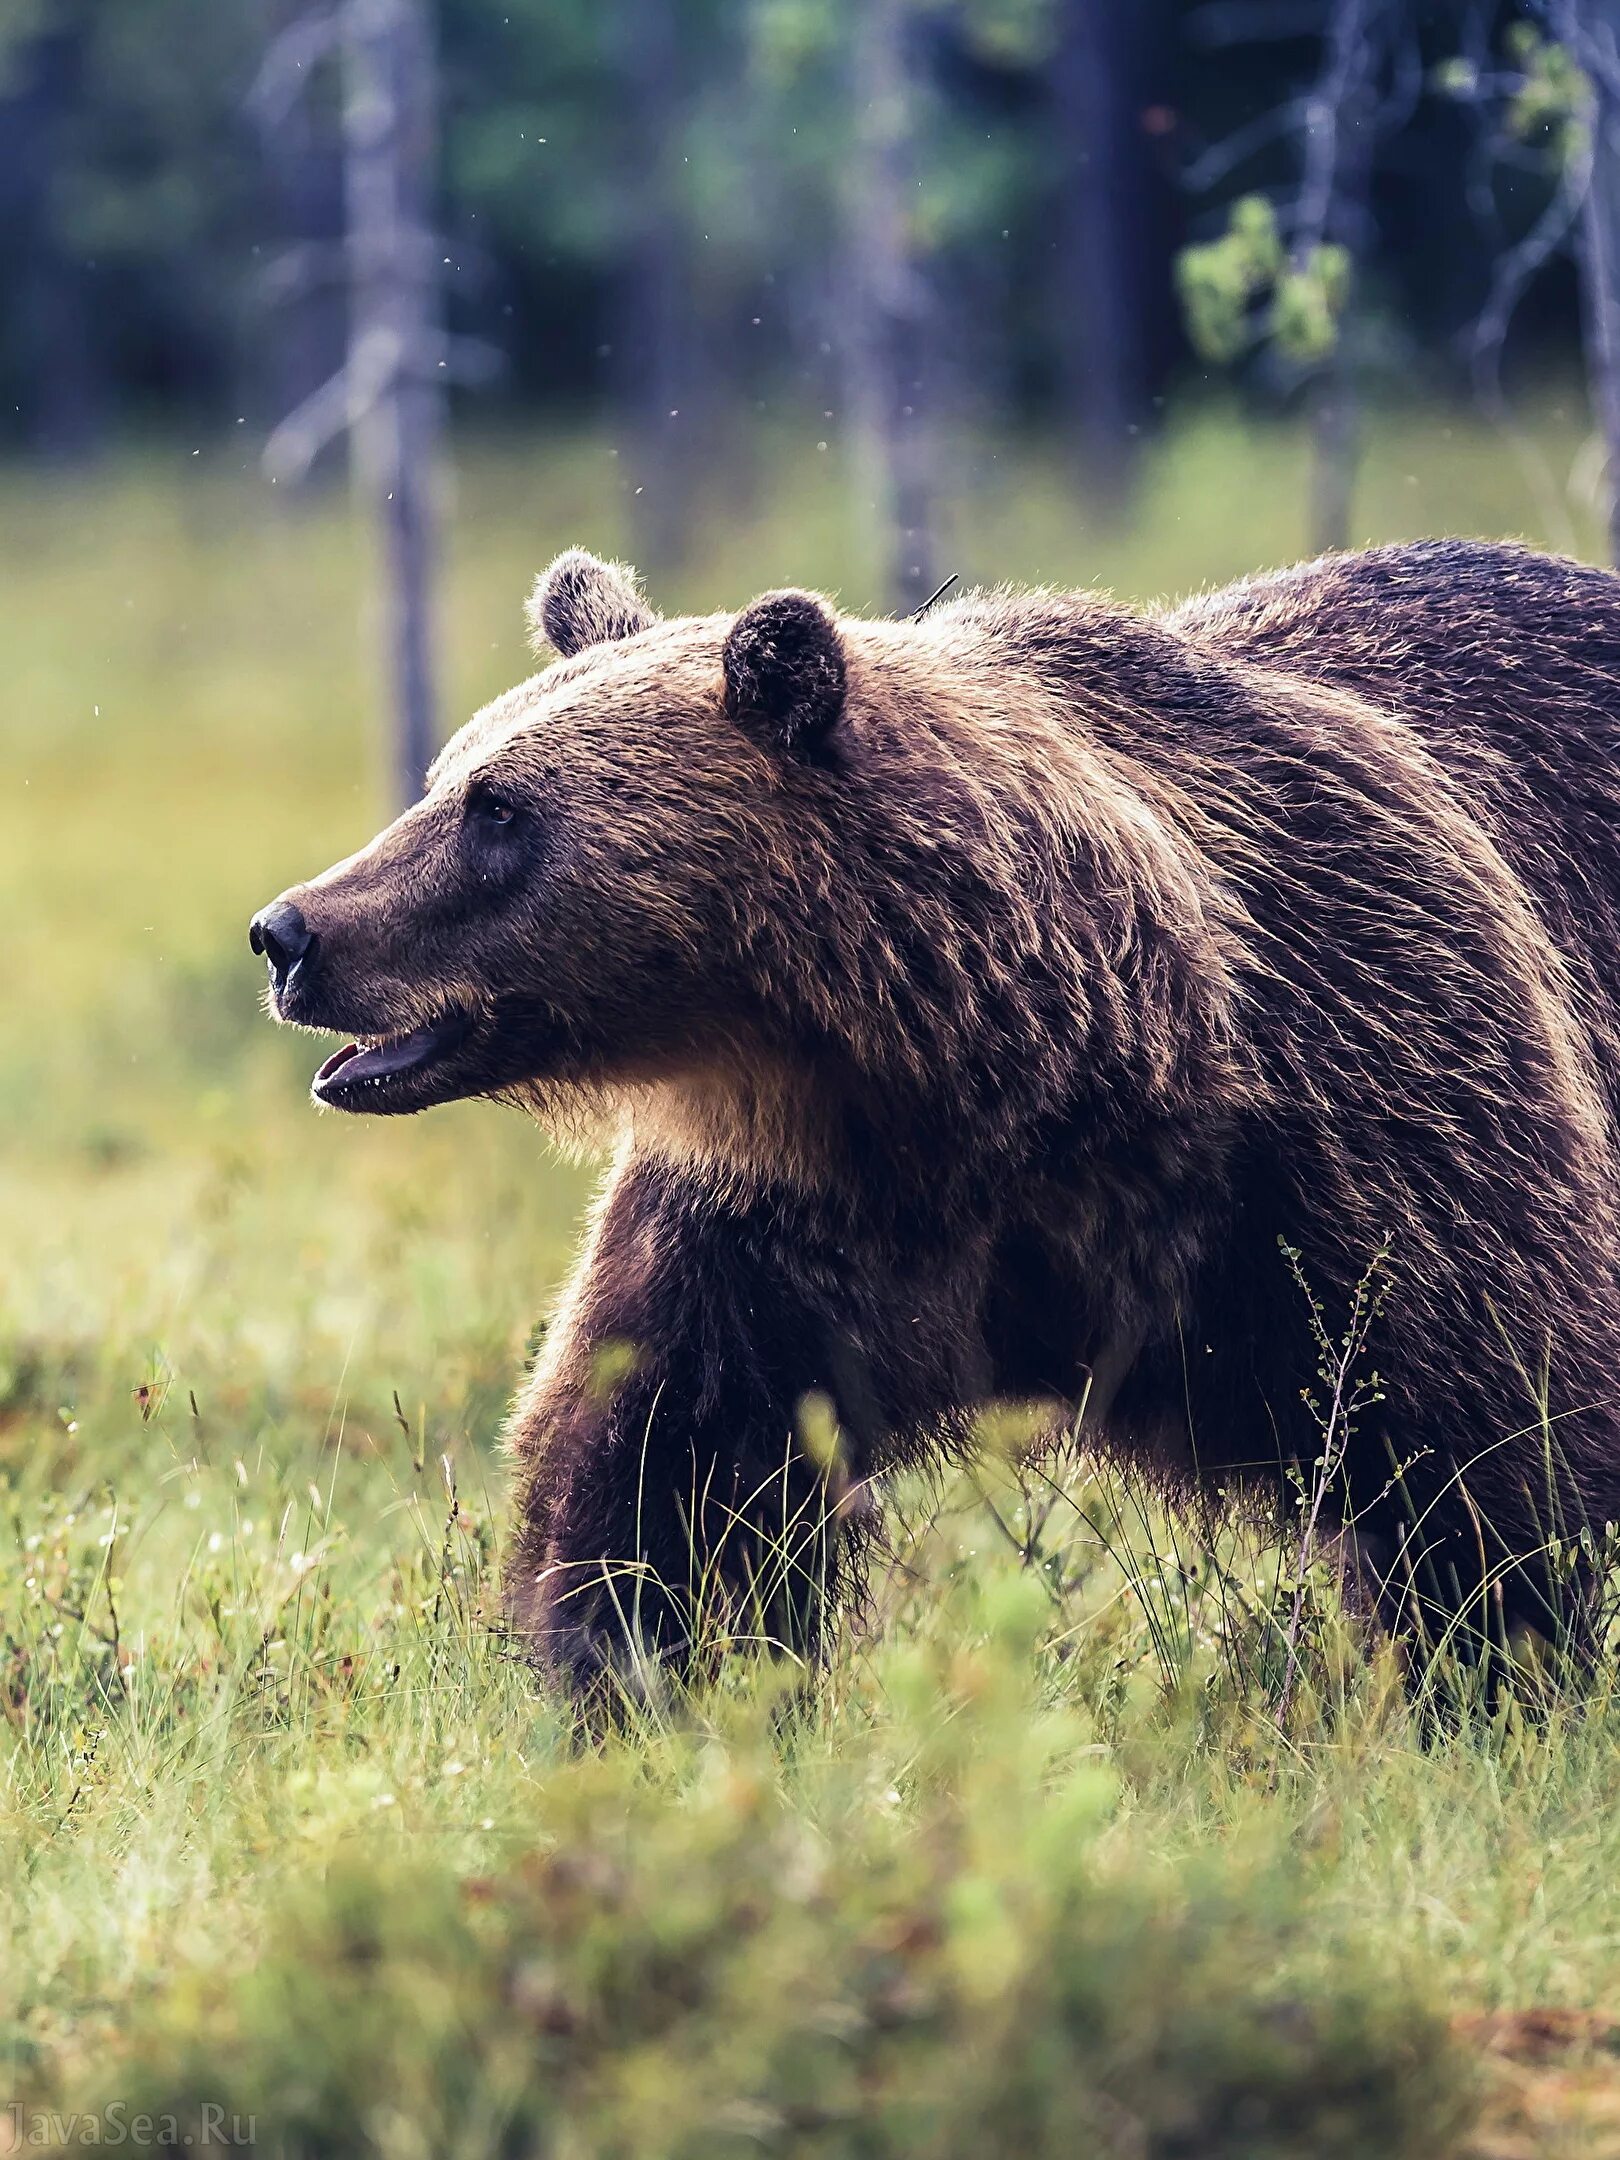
[249, 897, 316, 1002]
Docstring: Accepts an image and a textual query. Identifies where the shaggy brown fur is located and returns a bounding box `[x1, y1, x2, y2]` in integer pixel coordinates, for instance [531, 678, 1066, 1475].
[250, 538, 1620, 1685]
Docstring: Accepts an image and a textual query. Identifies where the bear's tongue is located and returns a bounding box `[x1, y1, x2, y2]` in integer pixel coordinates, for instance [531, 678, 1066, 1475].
[314, 1021, 449, 1097]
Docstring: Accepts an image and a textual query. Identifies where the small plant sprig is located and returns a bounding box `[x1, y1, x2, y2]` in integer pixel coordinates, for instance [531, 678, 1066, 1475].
[1276, 1236, 1392, 1732]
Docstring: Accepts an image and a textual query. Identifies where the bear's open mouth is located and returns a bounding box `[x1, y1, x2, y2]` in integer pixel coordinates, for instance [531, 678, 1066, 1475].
[312, 1008, 472, 1109]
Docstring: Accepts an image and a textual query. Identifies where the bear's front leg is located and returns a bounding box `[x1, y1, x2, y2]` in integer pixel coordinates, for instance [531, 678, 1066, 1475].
[503, 1153, 941, 1691]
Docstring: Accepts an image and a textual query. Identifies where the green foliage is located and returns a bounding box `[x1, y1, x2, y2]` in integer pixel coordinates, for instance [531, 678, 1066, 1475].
[95, 1667, 1470, 2160]
[1178, 196, 1286, 365]
[1178, 197, 1351, 372]
[1271, 247, 1352, 367]
[1503, 23, 1590, 169]
[1433, 24, 1590, 181]
[956, 0, 1058, 70]
[751, 0, 847, 83]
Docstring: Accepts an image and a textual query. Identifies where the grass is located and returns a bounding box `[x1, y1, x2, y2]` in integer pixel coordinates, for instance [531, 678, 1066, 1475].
[7, 399, 1620, 2154]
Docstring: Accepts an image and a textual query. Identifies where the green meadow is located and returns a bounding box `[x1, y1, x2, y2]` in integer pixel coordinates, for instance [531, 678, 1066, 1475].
[7, 407, 1620, 2156]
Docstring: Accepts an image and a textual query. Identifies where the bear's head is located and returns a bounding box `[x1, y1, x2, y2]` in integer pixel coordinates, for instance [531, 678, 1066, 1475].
[249, 550, 859, 1123]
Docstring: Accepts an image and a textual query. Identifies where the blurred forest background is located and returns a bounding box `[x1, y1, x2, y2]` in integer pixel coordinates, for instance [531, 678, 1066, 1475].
[0, 0, 1601, 478]
[6, 1, 1620, 721]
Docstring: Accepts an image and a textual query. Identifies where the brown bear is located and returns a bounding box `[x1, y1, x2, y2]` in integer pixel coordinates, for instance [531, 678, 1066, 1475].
[251, 538, 1620, 1686]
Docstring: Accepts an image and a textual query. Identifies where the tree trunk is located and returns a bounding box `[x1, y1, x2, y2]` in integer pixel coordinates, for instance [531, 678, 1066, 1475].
[1051, 0, 1170, 512]
[1576, 0, 1620, 567]
[342, 0, 441, 805]
[1307, 363, 1360, 557]
[1297, 0, 1375, 555]
[1, 12, 104, 460]
[847, 0, 937, 613]
[253, 0, 347, 478]
[612, 0, 703, 580]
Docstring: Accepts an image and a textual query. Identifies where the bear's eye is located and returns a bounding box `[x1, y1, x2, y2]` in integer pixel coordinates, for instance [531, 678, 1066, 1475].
[467, 779, 517, 828]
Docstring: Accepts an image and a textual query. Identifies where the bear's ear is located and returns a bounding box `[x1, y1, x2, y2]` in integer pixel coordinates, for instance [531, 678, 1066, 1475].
[722, 590, 847, 757]
[526, 549, 658, 657]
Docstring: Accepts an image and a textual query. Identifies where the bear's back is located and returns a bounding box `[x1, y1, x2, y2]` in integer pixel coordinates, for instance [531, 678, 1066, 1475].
[1166, 538, 1620, 796]
[1167, 539, 1620, 1062]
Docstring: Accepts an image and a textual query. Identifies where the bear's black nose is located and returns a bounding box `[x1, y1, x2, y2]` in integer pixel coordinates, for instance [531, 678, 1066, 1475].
[250, 898, 314, 995]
